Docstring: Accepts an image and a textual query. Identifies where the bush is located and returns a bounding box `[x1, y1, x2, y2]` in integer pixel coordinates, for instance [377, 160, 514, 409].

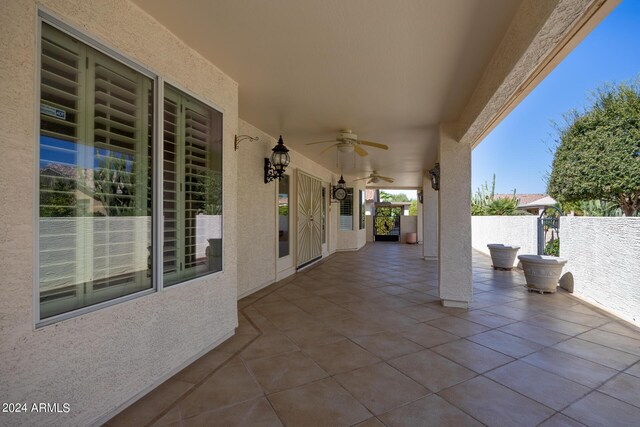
[545, 239, 560, 257]
[485, 197, 518, 216]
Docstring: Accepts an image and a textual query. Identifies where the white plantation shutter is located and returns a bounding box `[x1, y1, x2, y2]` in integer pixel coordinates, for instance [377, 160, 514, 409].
[184, 103, 211, 271]
[39, 23, 153, 319]
[91, 47, 151, 293]
[339, 189, 354, 230]
[163, 86, 222, 286]
[39, 26, 83, 308]
[163, 91, 181, 278]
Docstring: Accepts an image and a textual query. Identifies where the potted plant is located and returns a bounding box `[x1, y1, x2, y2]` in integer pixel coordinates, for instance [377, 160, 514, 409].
[517, 255, 568, 293]
[487, 244, 520, 270]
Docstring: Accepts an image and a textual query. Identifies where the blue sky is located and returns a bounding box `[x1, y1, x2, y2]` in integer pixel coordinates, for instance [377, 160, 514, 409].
[472, 0, 640, 194]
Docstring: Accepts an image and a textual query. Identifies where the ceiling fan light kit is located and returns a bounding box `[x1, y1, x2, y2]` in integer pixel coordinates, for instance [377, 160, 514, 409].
[306, 129, 389, 158]
[354, 171, 395, 184]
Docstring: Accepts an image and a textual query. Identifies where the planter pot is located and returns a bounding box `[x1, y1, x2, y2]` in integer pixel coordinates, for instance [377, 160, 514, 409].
[518, 255, 568, 293]
[487, 244, 520, 270]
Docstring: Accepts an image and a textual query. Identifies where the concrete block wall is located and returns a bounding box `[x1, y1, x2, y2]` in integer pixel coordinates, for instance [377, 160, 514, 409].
[561, 217, 640, 326]
[472, 216, 538, 265]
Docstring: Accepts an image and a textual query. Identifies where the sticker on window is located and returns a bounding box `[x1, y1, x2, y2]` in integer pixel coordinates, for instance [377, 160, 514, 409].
[40, 104, 66, 120]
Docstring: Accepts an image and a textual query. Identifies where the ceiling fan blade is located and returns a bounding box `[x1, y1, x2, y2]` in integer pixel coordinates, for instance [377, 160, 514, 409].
[354, 145, 368, 157]
[359, 140, 389, 150]
[380, 176, 395, 183]
[353, 176, 369, 181]
[367, 178, 374, 184]
[306, 140, 337, 145]
[319, 143, 339, 155]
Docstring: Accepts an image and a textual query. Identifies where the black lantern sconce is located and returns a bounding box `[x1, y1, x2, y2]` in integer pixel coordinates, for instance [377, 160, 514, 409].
[330, 175, 348, 202]
[417, 189, 424, 204]
[264, 136, 290, 183]
[428, 163, 440, 191]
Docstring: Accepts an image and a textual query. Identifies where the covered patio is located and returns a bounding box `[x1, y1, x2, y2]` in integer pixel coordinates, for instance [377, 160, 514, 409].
[3, 0, 635, 425]
[110, 243, 640, 426]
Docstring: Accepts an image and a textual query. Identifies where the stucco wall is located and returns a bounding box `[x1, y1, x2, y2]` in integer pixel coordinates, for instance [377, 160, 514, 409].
[423, 177, 438, 259]
[0, 1, 239, 425]
[236, 120, 336, 297]
[336, 179, 367, 251]
[400, 215, 418, 243]
[561, 217, 640, 326]
[472, 216, 538, 265]
[366, 215, 374, 242]
[236, 121, 278, 298]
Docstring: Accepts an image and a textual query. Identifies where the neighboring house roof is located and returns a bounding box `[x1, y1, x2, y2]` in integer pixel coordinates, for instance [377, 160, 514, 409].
[495, 193, 547, 205]
[365, 189, 376, 201]
[518, 195, 558, 209]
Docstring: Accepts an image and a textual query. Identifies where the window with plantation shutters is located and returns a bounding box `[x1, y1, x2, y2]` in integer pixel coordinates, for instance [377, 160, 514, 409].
[38, 23, 153, 319]
[339, 189, 354, 231]
[163, 85, 223, 287]
[37, 20, 224, 323]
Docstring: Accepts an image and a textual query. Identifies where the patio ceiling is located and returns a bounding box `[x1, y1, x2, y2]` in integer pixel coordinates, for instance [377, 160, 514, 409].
[132, 0, 562, 187]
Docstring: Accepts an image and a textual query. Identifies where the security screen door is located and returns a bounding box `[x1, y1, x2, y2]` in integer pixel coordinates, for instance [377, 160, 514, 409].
[297, 171, 322, 268]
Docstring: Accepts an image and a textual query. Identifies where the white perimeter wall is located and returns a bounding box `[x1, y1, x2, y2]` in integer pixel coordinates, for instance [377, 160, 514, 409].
[472, 216, 538, 265]
[400, 216, 418, 243]
[0, 1, 239, 425]
[561, 217, 640, 326]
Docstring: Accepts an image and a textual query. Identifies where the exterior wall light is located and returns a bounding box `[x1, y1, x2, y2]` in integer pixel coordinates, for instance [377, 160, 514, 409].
[428, 163, 440, 191]
[329, 175, 347, 202]
[264, 135, 290, 183]
[417, 189, 423, 203]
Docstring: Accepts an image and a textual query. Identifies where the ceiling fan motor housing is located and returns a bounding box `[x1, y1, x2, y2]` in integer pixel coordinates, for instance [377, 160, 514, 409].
[338, 131, 357, 142]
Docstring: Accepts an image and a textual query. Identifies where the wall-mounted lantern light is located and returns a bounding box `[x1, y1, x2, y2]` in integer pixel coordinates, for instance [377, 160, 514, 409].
[417, 189, 424, 203]
[428, 163, 440, 191]
[264, 136, 290, 183]
[331, 175, 348, 201]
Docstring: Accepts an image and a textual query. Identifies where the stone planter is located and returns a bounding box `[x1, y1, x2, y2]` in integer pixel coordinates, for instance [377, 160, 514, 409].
[487, 244, 520, 270]
[518, 255, 568, 293]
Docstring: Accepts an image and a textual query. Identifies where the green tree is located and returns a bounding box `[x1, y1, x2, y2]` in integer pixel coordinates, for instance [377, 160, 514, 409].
[94, 152, 136, 216]
[408, 200, 418, 216]
[580, 199, 622, 217]
[471, 174, 519, 215]
[374, 206, 401, 235]
[548, 79, 640, 216]
[40, 175, 77, 217]
[471, 174, 496, 215]
[379, 191, 409, 202]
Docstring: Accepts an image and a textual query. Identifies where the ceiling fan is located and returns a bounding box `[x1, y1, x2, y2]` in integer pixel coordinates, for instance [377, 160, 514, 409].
[354, 171, 395, 184]
[306, 130, 389, 157]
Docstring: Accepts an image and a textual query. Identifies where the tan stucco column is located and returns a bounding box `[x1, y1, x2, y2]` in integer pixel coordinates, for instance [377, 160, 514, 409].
[438, 125, 472, 308]
[423, 175, 438, 260]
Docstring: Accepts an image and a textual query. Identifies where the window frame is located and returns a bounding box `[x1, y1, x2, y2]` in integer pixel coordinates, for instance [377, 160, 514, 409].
[277, 174, 291, 259]
[338, 188, 354, 231]
[359, 190, 365, 230]
[34, 11, 225, 327]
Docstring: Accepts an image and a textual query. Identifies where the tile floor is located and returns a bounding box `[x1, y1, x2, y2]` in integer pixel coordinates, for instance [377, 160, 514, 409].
[107, 243, 640, 427]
